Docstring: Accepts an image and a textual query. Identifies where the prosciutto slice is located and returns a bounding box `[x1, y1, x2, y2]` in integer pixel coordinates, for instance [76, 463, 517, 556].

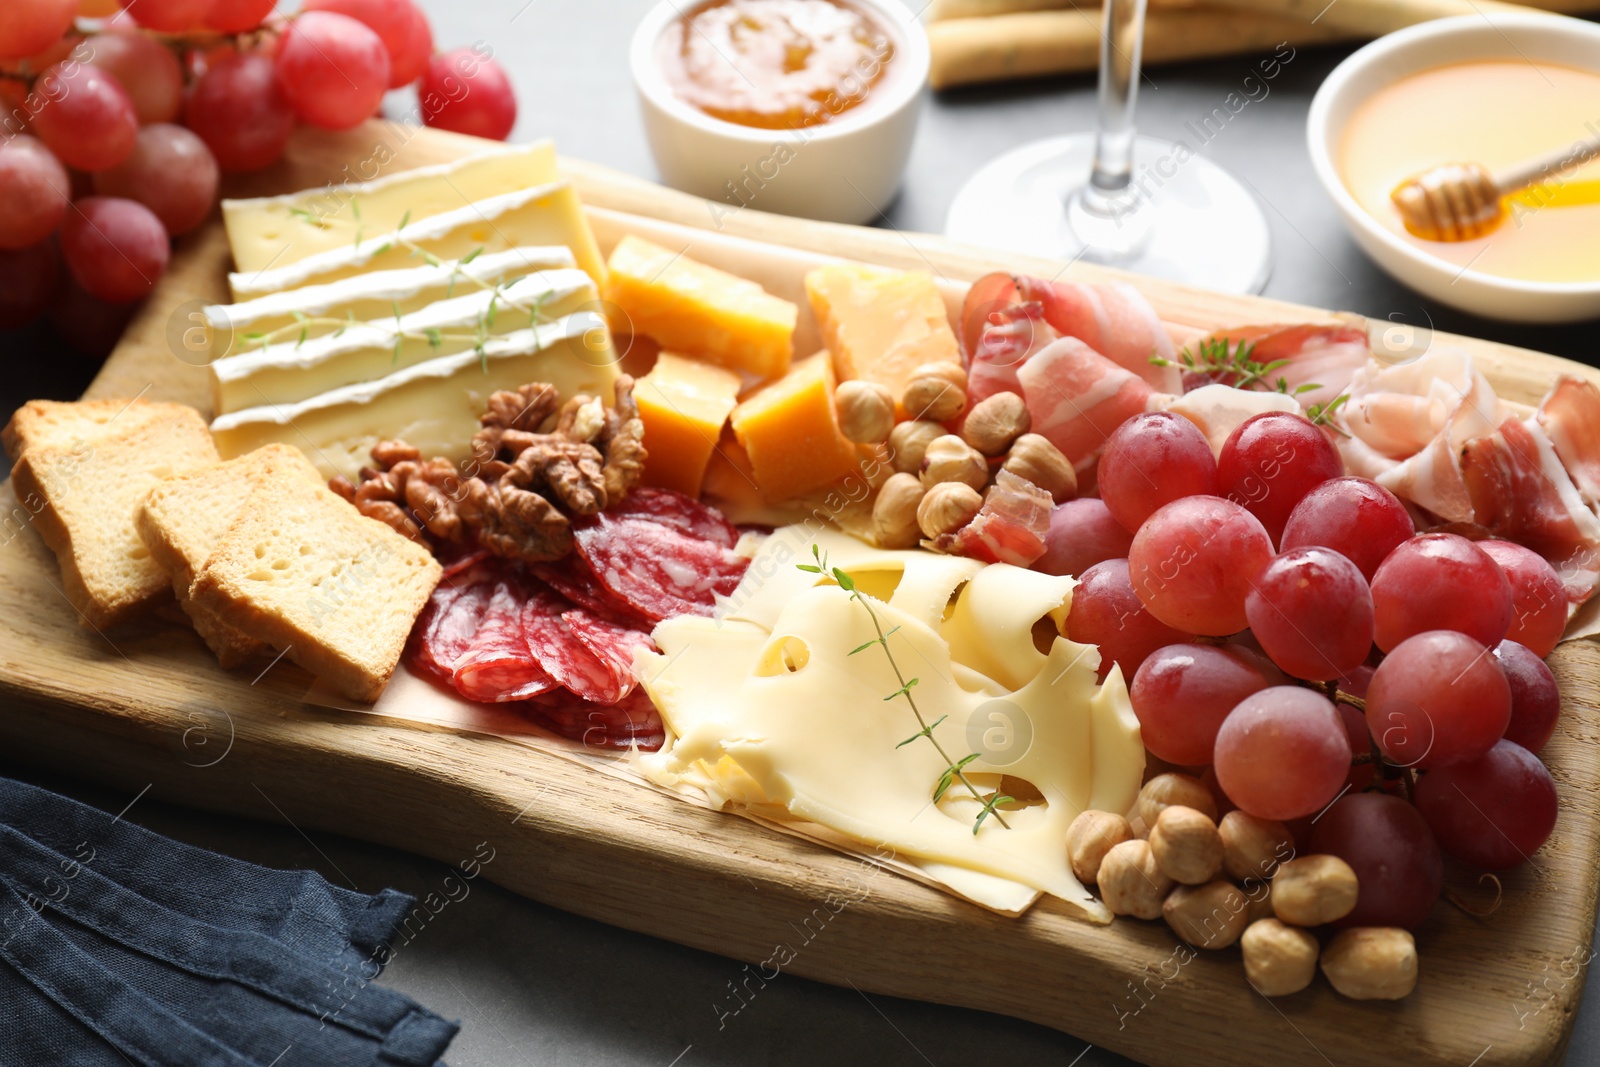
[965, 301, 1060, 409]
[942, 470, 1052, 566]
[1196, 322, 1369, 410]
[1537, 376, 1600, 507]
[1016, 336, 1155, 473]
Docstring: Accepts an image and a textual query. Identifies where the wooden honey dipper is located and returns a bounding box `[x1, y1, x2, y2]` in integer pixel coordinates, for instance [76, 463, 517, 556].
[1390, 131, 1600, 241]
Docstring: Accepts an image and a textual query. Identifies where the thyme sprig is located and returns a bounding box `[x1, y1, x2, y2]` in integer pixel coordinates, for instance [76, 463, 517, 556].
[800, 546, 1011, 834]
[1307, 392, 1351, 433]
[1151, 337, 1322, 398]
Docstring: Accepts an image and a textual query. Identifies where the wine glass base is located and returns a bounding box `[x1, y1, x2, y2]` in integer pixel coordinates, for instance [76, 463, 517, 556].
[945, 133, 1274, 295]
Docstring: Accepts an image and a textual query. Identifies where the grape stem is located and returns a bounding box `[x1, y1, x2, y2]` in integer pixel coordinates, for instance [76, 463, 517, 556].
[1443, 873, 1503, 918]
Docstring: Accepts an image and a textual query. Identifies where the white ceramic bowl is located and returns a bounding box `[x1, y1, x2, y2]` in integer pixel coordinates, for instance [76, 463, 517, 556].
[1307, 12, 1600, 323]
[629, 0, 929, 225]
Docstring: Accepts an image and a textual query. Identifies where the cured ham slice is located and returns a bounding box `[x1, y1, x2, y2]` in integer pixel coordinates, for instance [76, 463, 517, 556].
[453, 578, 558, 702]
[1537, 376, 1600, 507]
[1461, 416, 1600, 602]
[1197, 322, 1369, 409]
[966, 301, 1059, 408]
[942, 470, 1052, 566]
[1016, 336, 1155, 473]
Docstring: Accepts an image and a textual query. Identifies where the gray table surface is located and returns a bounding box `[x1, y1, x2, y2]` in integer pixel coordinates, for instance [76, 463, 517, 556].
[3, 1, 1599, 1064]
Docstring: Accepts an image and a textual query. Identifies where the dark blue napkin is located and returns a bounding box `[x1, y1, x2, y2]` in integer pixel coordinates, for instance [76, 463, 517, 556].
[0, 776, 459, 1066]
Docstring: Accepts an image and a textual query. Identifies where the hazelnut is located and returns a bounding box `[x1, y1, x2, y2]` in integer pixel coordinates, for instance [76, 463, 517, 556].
[1271, 855, 1359, 927]
[871, 473, 926, 549]
[1066, 810, 1133, 885]
[888, 420, 946, 475]
[960, 392, 1031, 456]
[1148, 806, 1223, 885]
[919, 434, 987, 491]
[1320, 928, 1418, 1001]
[1136, 773, 1218, 827]
[1097, 839, 1173, 920]
[1241, 918, 1319, 997]
[917, 482, 983, 539]
[1162, 880, 1251, 949]
[1219, 811, 1295, 883]
[902, 363, 968, 423]
[1001, 433, 1076, 503]
[835, 380, 895, 444]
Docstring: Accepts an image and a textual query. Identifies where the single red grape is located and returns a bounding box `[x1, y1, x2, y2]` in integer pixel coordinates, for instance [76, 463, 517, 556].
[120, 0, 212, 32]
[184, 52, 295, 172]
[59, 195, 169, 302]
[1310, 792, 1442, 929]
[0, 0, 78, 61]
[1097, 412, 1218, 533]
[1413, 739, 1557, 870]
[1128, 495, 1274, 635]
[387, 0, 433, 86]
[205, 0, 276, 32]
[1033, 497, 1133, 577]
[1213, 686, 1350, 821]
[93, 124, 219, 236]
[1479, 540, 1566, 657]
[420, 47, 517, 141]
[0, 135, 70, 249]
[76, 27, 184, 124]
[1065, 558, 1190, 683]
[1370, 533, 1513, 650]
[1244, 546, 1374, 681]
[275, 11, 390, 131]
[1366, 629, 1510, 769]
[302, 0, 418, 87]
[1496, 639, 1560, 753]
[1216, 411, 1343, 544]
[1130, 643, 1269, 766]
[31, 61, 139, 172]
[1280, 476, 1414, 581]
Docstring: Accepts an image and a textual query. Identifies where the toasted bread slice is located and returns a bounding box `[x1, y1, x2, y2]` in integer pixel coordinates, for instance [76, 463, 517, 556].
[3, 397, 168, 460]
[137, 444, 322, 668]
[190, 475, 441, 702]
[11, 402, 219, 629]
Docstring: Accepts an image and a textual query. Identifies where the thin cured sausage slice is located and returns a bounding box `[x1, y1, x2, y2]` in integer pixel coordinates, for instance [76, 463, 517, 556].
[453, 578, 557, 702]
[529, 556, 650, 628]
[521, 590, 625, 704]
[574, 515, 749, 623]
[563, 607, 655, 701]
[408, 576, 493, 684]
[602, 487, 740, 547]
[520, 689, 665, 752]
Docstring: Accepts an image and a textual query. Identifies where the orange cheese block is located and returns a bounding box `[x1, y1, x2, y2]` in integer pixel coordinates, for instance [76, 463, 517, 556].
[605, 235, 797, 381]
[805, 263, 961, 417]
[730, 351, 862, 502]
[635, 352, 743, 497]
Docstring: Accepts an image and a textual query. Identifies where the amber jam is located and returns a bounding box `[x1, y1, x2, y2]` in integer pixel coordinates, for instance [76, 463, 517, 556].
[656, 0, 896, 131]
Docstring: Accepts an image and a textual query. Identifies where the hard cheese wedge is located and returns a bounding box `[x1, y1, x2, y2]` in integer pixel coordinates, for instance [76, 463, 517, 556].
[805, 263, 960, 417]
[729, 351, 860, 502]
[635, 352, 743, 497]
[210, 315, 619, 480]
[229, 180, 604, 299]
[210, 269, 598, 413]
[605, 235, 796, 381]
[222, 142, 561, 272]
[206, 246, 576, 362]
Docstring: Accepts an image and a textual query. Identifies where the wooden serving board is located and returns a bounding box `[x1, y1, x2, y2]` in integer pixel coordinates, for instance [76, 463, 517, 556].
[5, 122, 1599, 1067]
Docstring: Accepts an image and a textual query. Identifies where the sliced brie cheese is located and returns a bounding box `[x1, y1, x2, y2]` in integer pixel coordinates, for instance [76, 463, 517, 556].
[228, 180, 605, 299]
[206, 246, 577, 361]
[210, 269, 599, 413]
[210, 314, 620, 479]
[222, 141, 561, 272]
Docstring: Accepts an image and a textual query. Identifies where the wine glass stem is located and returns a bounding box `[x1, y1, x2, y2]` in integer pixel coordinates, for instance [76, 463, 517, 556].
[1083, 0, 1147, 212]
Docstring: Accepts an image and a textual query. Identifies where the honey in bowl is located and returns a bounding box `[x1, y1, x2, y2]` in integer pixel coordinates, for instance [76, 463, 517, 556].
[657, 0, 895, 131]
[1338, 59, 1600, 285]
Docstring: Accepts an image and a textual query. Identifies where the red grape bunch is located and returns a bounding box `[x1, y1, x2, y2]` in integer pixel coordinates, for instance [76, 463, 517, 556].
[1048, 406, 1567, 934]
[0, 0, 520, 349]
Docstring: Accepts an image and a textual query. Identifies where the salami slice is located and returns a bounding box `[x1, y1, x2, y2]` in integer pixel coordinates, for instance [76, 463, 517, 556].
[574, 515, 750, 623]
[521, 591, 624, 704]
[519, 688, 664, 751]
[563, 607, 655, 701]
[407, 577, 493, 684]
[438, 546, 490, 579]
[528, 555, 650, 628]
[604, 488, 740, 547]
[453, 578, 558, 702]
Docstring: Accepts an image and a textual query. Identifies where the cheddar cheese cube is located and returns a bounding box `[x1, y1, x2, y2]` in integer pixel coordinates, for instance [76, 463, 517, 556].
[730, 352, 861, 502]
[605, 235, 797, 381]
[805, 264, 961, 417]
[635, 352, 743, 497]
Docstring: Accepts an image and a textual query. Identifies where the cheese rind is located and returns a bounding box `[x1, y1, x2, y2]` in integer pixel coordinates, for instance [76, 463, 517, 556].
[207, 247, 577, 361]
[229, 181, 604, 298]
[805, 263, 961, 416]
[222, 142, 561, 272]
[729, 351, 861, 502]
[210, 269, 597, 413]
[210, 315, 620, 479]
[605, 235, 796, 381]
[635, 353, 743, 497]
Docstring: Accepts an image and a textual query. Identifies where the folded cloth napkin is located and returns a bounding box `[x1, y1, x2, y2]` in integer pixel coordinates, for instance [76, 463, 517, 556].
[0, 776, 460, 1067]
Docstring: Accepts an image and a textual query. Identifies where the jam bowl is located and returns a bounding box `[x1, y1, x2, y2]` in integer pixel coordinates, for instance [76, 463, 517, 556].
[629, 0, 930, 225]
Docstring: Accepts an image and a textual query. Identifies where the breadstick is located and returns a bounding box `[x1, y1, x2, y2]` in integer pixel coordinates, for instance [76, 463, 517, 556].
[927, 7, 1353, 89]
